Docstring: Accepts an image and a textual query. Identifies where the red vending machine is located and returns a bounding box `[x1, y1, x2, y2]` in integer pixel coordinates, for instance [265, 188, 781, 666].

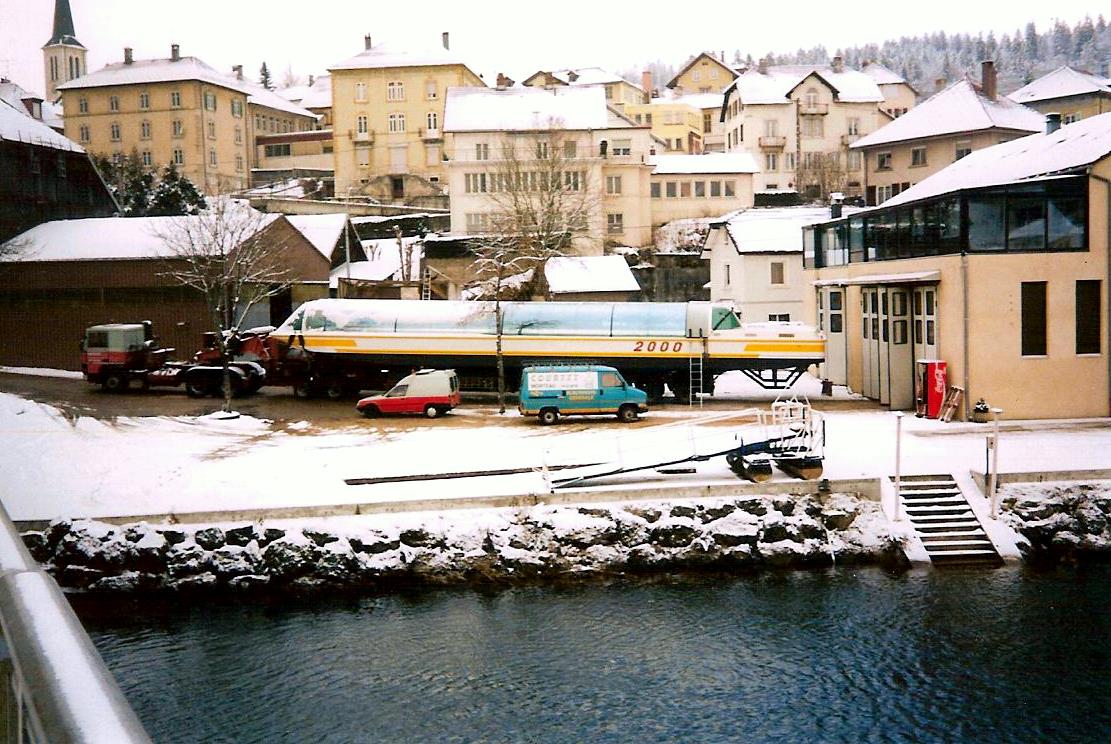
[915, 360, 947, 418]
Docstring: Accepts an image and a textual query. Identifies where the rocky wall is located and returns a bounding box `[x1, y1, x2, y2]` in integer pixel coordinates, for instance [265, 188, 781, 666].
[1001, 482, 1111, 561]
[21, 493, 906, 595]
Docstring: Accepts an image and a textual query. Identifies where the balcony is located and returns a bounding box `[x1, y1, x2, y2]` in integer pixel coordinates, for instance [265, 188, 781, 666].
[352, 129, 374, 144]
[421, 127, 442, 142]
[798, 103, 829, 115]
[842, 133, 860, 146]
[759, 135, 786, 149]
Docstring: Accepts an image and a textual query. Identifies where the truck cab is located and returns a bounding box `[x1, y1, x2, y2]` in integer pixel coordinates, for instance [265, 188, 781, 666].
[518, 365, 648, 425]
[80, 322, 168, 391]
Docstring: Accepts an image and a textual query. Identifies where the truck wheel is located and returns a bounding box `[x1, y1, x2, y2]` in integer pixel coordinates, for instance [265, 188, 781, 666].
[185, 380, 207, 398]
[360, 405, 379, 418]
[102, 373, 126, 393]
[424, 404, 441, 419]
[293, 382, 314, 399]
[324, 382, 348, 401]
[618, 404, 639, 423]
[538, 408, 559, 426]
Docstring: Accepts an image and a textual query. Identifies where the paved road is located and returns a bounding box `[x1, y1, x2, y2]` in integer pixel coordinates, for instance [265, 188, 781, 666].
[0, 372, 883, 428]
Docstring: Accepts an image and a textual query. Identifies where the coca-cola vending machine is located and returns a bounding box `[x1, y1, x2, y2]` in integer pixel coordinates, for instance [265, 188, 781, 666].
[915, 360, 947, 418]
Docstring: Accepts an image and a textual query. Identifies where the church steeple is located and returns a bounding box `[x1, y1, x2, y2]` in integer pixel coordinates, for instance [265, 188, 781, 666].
[45, 0, 83, 48]
[42, 0, 87, 101]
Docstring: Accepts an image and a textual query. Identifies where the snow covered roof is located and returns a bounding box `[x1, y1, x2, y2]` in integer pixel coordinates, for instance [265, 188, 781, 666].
[2, 211, 279, 262]
[861, 62, 909, 86]
[329, 42, 478, 76]
[444, 86, 609, 132]
[1008, 66, 1111, 105]
[299, 75, 332, 109]
[286, 214, 349, 259]
[330, 237, 422, 288]
[0, 97, 81, 152]
[543, 67, 631, 87]
[876, 111, 1111, 209]
[851, 80, 1043, 149]
[666, 92, 725, 110]
[54, 56, 313, 118]
[728, 65, 883, 105]
[650, 153, 758, 175]
[544, 256, 640, 294]
[706, 206, 864, 257]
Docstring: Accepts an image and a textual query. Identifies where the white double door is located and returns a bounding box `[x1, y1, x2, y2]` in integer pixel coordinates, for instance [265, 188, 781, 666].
[860, 285, 937, 409]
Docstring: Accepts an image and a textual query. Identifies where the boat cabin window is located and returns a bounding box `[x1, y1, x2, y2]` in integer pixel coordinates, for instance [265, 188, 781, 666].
[712, 307, 741, 330]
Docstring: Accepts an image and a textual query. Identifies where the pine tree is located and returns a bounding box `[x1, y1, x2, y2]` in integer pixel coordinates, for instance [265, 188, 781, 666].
[149, 164, 206, 216]
[259, 61, 273, 91]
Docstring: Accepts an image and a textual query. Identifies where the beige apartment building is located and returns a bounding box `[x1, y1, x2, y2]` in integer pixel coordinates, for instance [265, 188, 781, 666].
[861, 62, 917, 118]
[667, 52, 739, 95]
[802, 112, 1111, 420]
[624, 98, 704, 153]
[721, 58, 898, 199]
[443, 86, 657, 251]
[328, 34, 485, 201]
[851, 65, 1043, 205]
[648, 153, 756, 225]
[57, 46, 316, 194]
[1008, 66, 1111, 124]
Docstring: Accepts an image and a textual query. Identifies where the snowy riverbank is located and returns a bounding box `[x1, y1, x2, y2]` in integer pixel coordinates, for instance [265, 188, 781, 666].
[1000, 481, 1111, 560]
[23, 493, 908, 594]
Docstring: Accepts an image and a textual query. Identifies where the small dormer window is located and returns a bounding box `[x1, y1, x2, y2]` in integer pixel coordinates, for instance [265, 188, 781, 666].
[805, 88, 818, 107]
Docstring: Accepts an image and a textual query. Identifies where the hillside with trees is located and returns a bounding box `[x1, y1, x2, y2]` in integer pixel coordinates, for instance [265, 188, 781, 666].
[626, 15, 1108, 96]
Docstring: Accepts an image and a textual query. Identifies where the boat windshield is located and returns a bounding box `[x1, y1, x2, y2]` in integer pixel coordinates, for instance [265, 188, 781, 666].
[712, 306, 741, 330]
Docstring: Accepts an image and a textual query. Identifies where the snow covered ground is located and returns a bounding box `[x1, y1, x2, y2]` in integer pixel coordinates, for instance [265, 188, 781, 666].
[2, 368, 1111, 525]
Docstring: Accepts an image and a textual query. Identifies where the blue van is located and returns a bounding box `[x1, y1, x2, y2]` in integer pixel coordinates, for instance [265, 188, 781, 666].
[518, 365, 648, 425]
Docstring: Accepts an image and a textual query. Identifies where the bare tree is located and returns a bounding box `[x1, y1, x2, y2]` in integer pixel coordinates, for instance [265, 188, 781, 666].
[156, 198, 295, 412]
[281, 64, 302, 89]
[393, 224, 415, 283]
[466, 124, 601, 412]
[796, 151, 847, 201]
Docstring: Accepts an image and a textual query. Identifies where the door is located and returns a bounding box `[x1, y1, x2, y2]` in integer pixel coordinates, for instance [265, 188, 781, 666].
[912, 285, 939, 362]
[887, 287, 914, 409]
[817, 287, 847, 385]
[877, 287, 891, 406]
[389, 145, 408, 174]
[860, 287, 877, 399]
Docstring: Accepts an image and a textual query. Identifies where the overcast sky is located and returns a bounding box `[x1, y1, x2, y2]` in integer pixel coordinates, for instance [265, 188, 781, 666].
[0, 0, 1102, 97]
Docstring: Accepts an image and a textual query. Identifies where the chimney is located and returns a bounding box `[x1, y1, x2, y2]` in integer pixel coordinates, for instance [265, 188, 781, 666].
[496, 73, 512, 89]
[442, 32, 450, 50]
[1045, 112, 1062, 134]
[934, 77, 946, 93]
[758, 57, 768, 75]
[232, 64, 243, 80]
[170, 44, 180, 61]
[124, 47, 133, 65]
[981, 60, 997, 101]
[364, 34, 372, 51]
[641, 70, 652, 102]
[567, 70, 579, 83]
[720, 50, 725, 62]
[831, 55, 843, 73]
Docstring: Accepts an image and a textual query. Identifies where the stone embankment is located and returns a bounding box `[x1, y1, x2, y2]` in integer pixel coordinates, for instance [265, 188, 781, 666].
[21, 493, 906, 594]
[1001, 482, 1111, 560]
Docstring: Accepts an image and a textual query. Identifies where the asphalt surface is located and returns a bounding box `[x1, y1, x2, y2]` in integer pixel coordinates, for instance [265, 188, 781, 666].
[0, 371, 883, 429]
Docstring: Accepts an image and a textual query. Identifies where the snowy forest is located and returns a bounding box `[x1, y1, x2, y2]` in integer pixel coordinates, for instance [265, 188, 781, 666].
[629, 15, 1109, 96]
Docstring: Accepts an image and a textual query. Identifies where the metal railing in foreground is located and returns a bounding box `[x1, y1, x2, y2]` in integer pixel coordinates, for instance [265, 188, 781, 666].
[0, 503, 151, 744]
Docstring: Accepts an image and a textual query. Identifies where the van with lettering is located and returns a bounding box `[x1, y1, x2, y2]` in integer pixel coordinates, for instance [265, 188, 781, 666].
[518, 365, 648, 425]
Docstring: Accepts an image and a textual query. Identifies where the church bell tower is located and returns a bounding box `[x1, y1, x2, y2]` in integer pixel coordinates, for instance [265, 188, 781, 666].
[42, 0, 86, 101]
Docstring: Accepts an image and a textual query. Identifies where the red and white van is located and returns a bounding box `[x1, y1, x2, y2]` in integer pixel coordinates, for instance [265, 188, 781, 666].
[355, 369, 461, 418]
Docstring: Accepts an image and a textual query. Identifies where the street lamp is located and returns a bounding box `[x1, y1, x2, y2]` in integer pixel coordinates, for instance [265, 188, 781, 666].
[989, 407, 1004, 518]
[893, 411, 905, 521]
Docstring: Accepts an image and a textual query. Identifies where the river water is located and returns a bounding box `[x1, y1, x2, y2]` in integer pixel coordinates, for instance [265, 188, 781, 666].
[73, 565, 1111, 743]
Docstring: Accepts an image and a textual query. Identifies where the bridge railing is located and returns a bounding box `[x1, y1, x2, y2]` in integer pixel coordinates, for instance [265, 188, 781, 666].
[0, 503, 151, 743]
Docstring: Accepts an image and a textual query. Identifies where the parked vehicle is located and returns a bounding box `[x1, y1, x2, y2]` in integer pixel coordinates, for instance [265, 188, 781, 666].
[518, 365, 648, 425]
[80, 322, 267, 396]
[356, 369, 461, 418]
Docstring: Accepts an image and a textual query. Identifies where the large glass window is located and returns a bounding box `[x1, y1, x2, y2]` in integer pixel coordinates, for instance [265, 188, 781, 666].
[968, 195, 1006, 252]
[1048, 192, 1085, 249]
[1007, 192, 1046, 251]
[503, 303, 615, 336]
[611, 303, 686, 336]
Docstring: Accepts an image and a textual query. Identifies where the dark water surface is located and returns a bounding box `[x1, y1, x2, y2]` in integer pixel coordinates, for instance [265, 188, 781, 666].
[73, 565, 1111, 743]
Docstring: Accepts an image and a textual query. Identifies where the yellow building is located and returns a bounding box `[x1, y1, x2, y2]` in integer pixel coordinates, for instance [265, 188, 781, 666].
[1008, 66, 1111, 124]
[521, 67, 644, 111]
[803, 113, 1111, 420]
[648, 153, 756, 226]
[328, 34, 485, 201]
[851, 68, 1043, 206]
[624, 99, 704, 153]
[667, 52, 739, 95]
[57, 46, 316, 194]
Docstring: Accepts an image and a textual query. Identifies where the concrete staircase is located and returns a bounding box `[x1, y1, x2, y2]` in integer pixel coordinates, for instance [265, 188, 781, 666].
[894, 474, 1002, 567]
